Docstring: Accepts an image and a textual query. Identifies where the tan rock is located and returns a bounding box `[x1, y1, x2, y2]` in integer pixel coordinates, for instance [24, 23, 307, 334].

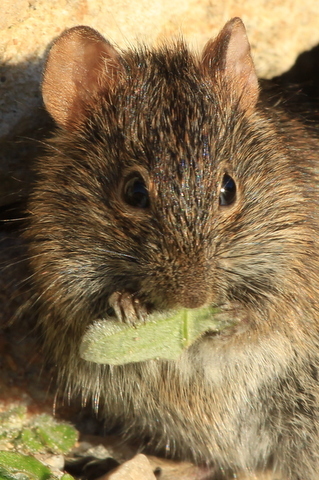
[104, 454, 156, 480]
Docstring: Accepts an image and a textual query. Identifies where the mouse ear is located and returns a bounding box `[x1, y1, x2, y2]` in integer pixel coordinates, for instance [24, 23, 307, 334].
[201, 18, 259, 112]
[42, 26, 123, 131]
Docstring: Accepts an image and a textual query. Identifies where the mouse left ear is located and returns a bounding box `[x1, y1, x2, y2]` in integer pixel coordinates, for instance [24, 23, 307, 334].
[201, 18, 259, 113]
[42, 26, 123, 131]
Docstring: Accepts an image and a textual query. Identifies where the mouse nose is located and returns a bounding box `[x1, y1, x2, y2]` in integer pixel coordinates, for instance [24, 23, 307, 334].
[167, 272, 212, 310]
[141, 253, 213, 310]
[178, 289, 208, 309]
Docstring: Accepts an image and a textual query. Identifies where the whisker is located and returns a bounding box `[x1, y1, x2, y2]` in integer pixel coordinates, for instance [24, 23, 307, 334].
[21, 136, 67, 158]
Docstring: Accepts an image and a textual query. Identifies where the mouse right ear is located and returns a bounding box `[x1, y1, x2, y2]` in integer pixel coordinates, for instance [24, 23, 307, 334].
[42, 26, 123, 131]
[201, 18, 259, 113]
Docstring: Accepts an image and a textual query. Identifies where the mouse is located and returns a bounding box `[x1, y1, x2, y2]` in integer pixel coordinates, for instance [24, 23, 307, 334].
[25, 17, 319, 479]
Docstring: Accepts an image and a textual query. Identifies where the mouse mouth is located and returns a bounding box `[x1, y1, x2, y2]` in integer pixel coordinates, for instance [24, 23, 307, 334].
[104, 291, 243, 325]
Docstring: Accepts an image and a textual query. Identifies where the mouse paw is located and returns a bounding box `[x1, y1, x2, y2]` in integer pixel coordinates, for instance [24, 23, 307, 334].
[108, 291, 147, 324]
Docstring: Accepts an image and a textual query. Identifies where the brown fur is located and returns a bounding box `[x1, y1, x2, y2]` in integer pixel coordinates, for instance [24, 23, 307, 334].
[26, 18, 319, 478]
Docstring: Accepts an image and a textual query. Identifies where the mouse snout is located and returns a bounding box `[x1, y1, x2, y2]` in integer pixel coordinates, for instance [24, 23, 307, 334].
[143, 263, 213, 310]
[175, 281, 210, 309]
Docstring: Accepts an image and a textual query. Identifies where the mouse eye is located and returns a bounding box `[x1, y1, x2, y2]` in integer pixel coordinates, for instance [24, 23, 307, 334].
[219, 174, 236, 206]
[123, 175, 150, 209]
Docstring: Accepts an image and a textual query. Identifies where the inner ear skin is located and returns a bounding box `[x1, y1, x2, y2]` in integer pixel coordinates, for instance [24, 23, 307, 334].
[42, 25, 123, 130]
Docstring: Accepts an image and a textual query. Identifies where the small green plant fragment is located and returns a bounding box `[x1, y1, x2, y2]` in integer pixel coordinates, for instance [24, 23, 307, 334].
[0, 407, 28, 445]
[0, 408, 78, 456]
[60, 474, 75, 480]
[80, 305, 233, 365]
[19, 430, 44, 454]
[0, 409, 78, 480]
[0, 451, 51, 480]
[35, 416, 78, 454]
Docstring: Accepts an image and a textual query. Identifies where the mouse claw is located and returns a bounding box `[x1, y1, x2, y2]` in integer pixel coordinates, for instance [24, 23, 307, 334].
[108, 291, 147, 324]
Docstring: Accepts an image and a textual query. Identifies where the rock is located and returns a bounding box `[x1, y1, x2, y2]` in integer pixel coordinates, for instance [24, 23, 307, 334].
[104, 454, 156, 480]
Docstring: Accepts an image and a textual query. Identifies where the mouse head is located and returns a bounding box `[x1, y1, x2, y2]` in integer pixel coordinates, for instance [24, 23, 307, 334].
[42, 18, 259, 131]
[31, 20, 309, 332]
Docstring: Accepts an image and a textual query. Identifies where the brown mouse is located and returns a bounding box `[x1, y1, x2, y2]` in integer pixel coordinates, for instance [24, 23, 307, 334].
[25, 18, 319, 479]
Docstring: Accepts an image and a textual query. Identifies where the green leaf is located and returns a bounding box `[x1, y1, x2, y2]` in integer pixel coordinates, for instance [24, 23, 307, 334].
[0, 451, 51, 480]
[18, 430, 44, 454]
[80, 306, 233, 365]
[0, 407, 28, 441]
[60, 474, 75, 480]
[36, 417, 78, 454]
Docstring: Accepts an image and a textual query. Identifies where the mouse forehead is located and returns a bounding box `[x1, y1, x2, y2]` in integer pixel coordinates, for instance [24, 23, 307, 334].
[121, 52, 215, 130]
[116, 52, 229, 180]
